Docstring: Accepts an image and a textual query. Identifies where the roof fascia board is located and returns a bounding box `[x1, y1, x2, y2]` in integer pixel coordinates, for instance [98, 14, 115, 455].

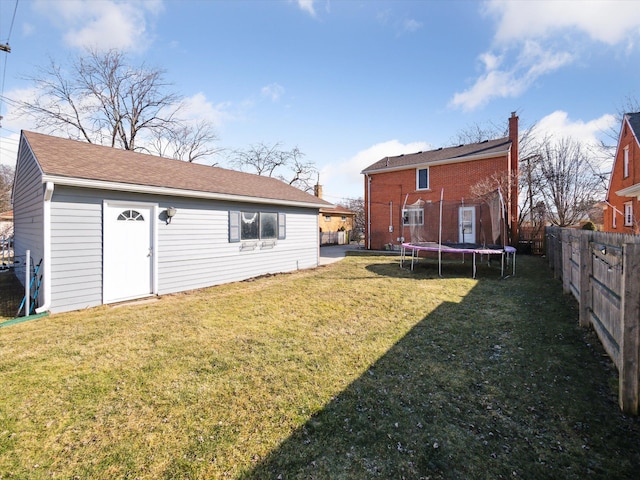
[361, 148, 509, 175]
[41, 174, 330, 209]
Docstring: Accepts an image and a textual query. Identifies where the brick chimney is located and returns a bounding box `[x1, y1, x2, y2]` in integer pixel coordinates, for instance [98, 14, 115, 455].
[508, 112, 519, 244]
[314, 184, 323, 199]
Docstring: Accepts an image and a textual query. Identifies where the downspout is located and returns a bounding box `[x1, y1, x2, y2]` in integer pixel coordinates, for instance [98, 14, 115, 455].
[367, 175, 371, 250]
[35, 181, 53, 314]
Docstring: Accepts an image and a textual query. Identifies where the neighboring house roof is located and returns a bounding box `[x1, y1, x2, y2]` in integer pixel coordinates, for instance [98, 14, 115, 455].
[0, 210, 12, 222]
[627, 112, 640, 141]
[361, 137, 511, 174]
[319, 205, 355, 215]
[21, 130, 333, 208]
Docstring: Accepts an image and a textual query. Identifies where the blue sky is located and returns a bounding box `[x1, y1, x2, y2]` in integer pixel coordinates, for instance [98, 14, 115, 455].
[1, 0, 639, 203]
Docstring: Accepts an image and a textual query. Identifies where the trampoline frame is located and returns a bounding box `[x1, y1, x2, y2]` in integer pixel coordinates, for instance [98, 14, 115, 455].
[400, 242, 516, 278]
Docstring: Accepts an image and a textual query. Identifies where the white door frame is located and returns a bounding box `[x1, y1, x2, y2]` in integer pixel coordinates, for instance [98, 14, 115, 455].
[459, 206, 476, 244]
[103, 200, 158, 303]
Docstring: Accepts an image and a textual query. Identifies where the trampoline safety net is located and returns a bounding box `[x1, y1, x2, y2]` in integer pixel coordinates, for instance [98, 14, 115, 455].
[403, 189, 508, 248]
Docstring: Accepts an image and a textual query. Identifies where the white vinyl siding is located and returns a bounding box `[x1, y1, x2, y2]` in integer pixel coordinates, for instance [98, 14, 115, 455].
[17, 181, 320, 314]
[12, 139, 45, 290]
[49, 188, 105, 312]
[157, 202, 317, 295]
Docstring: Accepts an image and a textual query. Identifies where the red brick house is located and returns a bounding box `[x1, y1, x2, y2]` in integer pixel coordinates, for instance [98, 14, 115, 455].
[603, 112, 640, 234]
[361, 113, 519, 250]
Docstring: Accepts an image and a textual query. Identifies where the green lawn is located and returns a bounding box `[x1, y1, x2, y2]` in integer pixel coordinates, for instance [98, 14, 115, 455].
[1, 254, 638, 479]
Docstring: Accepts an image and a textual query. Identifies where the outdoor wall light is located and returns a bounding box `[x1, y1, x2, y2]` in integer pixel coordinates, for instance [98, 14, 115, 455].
[166, 207, 177, 224]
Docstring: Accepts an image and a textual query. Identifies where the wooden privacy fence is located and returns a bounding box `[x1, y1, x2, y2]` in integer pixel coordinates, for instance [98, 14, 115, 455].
[320, 230, 350, 246]
[546, 227, 640, 415]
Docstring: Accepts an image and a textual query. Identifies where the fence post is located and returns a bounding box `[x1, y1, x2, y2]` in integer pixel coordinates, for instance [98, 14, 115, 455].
[553, 229, 562, 280]
[24, 250, 30, 317]
[619, 243, 640, 415]
[562, 230, 571, 294]
[579, 233, 592, 328]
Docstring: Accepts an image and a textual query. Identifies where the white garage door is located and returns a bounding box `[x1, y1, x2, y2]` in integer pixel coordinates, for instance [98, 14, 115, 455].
[103, 203, 155, 303]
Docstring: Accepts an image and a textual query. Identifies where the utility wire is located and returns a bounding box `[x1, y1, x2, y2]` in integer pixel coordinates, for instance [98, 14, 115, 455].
[5, 0, 19, 43]
[0, 0, 19, 130]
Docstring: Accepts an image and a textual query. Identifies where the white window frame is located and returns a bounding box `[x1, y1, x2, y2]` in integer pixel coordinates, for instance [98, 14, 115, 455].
[229, 211, 286, 243]
[402, 208, 424, 226]
[623, 146, 629, 178]
[416, 167, 429, 190]
[624, 202, 633, 227]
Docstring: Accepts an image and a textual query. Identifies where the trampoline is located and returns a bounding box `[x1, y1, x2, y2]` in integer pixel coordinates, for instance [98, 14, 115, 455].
[400, 241, 516, 278]
[399, 189, 516, 278]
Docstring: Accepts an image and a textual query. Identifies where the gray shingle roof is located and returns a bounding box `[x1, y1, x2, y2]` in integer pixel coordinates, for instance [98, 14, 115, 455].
[22, 131, 332, 207]
[626, 112, 640, 142]
[361, 137, 511, 174]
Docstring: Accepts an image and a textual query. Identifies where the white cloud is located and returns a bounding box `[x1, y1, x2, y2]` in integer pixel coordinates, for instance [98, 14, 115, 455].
[534, 110, 616, 146]
[0, 87, 43, 168]
[451, 41, 573, 111]
[400, 18, 422, 35]
[451, 0, 640, 111]
[181, 93, 234, 128]
[322, 140, 430, 200]
[261, 83, 285, 102]
[32, 0, 163, 52]
[0, 133, 20, 168]
[485, 0, 640, 46]
[295, 0, 316, 17]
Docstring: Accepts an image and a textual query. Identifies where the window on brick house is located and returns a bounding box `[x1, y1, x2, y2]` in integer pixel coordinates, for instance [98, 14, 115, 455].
[403, 208, 424, 226]
[623, 146, 629, 178]
[624, 202, 633, 227]
[416, 168, 429, 190]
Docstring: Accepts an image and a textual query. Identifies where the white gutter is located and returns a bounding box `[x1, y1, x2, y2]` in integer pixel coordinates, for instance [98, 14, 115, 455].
[41, 174, 330, 210]
[35, 181, 54, 314]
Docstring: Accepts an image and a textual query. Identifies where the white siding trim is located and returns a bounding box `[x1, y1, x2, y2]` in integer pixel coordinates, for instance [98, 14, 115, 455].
[35, 182, 54, 313]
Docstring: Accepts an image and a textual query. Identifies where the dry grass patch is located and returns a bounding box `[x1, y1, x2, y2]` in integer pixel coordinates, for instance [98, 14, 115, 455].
[1, 255, 639, 479]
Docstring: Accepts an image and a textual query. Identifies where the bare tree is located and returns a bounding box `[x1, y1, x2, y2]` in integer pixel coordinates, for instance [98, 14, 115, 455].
[533, 136, 604, 227]
[448, 118, 506, 145]
[230, 142, 317, 192]
[146, 120, 220, 163]
[340, 196, 365, 240]
[14, 49, 218, 162]
[0, 165, 13, 213]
